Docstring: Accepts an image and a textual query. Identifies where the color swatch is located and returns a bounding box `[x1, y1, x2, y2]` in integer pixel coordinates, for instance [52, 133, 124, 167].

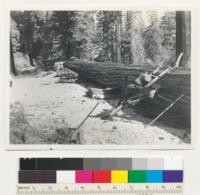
[128, 170, 147, 183]
[19, 158, 183, 184]
[93, 171, 111, 183]
[147, 170, 163, 183]
[76, 171, 93, 183]
[56, 171, 75, 183]
[111, 170, 128, 183]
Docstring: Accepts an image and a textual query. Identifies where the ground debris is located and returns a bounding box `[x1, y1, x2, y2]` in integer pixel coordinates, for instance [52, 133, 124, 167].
[10, 102, 80, 144]
[55, 68, 78, 83]
[10, 102, 43, 144]
[46, 128, 76, 144]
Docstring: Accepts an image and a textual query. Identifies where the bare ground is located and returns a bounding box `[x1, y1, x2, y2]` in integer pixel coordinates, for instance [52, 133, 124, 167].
[10, 73, 190, 145]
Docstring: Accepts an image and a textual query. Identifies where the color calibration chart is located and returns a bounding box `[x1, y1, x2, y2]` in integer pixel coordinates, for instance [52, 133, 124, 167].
[17, 158, 183, 195]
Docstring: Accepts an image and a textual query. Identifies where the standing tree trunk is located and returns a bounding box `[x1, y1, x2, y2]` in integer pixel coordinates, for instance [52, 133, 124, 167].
[27, 43, 34, 66]
[89, 11, 95, 62]
[176, 11, 191, 68]
[115, 12, 122, 63]
[23, 11, 35, 66]
[129, 11, 135, 64]
[10, 36, 17, 75]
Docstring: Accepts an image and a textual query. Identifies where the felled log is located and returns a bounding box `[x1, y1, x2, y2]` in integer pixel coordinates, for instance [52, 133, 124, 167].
[64, 60, 190, 87]
[64, 60, 190, 103]
[64, 60, 191, 129]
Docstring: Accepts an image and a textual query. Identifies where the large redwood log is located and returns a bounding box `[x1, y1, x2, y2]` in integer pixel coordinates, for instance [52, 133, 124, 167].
[64, 60, 191, 129]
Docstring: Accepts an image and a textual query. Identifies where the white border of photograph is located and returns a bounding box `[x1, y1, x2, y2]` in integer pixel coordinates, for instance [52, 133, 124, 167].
[3, 3, 198, 150]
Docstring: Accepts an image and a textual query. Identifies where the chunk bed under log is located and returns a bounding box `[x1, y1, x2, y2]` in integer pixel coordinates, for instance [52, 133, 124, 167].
[55, 66, 78, 83]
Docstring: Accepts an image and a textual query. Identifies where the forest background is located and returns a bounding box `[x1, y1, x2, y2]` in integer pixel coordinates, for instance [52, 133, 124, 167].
[10, 10, 191, 73]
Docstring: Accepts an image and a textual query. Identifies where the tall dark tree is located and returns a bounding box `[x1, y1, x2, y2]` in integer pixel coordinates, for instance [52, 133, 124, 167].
[50, 11, 77, 60]
[10, 35, 17, 75]
[39, 11, 55, 64]
[176, 11, 191, 68]
[20, 11, 35, 66]
[11, 11, 39, 66]
[121, 11, 145, 64]
[95, 11, 117, 62]
[143, 11, 161, 65]
[160, 12, 176, 48]
[10, 11, 26, 52]
[73, 11, 96, 61]
[127, 11, 135, 64]
[123, 11, 145, 65]
[115, 11, 122, 63]
[143, 11, 169, 66]
[159, 12, 176, 65]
